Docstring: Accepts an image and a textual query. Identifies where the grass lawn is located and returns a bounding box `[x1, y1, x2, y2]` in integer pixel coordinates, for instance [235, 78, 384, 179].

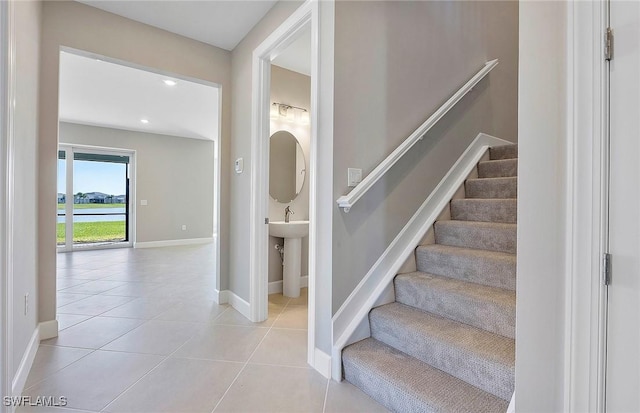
[57, 203, 125, 210]
[57, 221, 126, 244]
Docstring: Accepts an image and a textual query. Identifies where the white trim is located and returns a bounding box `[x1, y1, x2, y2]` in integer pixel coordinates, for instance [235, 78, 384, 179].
[268, 275, 309, 295]
[37, 320, 59, 341]
[214, 289, 228, 305]
[250, 0, 323, 375]
[313, 348, 331, 379]
[1, 1, 16, 409]
[11, 327, 38, 398]
[133, 237, 214, 249]
[335, 60, 499, 213]
[227, 291, 251, 320]
[330, 133, 511, 381]
[564, 1, 608, 411]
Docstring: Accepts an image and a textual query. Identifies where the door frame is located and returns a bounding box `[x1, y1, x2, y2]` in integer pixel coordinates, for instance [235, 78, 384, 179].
[0, 0, 15, 408]
[249, 0, 320, 368]
[564, 1, 609, 411]
[56, 143, 136, 252]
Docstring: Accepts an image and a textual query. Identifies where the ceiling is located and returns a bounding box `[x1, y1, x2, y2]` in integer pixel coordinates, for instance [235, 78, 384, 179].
[77, 0, 278, 51]
[272, 25, 311, 76]
[59, 51, 219, 141]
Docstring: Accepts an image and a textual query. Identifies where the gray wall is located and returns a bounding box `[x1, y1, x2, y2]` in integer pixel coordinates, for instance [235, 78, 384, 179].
[516, 1, 567, 411]
[331, 1, 519, 312]
[59, 122, 215, 243]
[38, 1, 232, 325]
[12, 0, 41, 377]
[269, 65, 311, 284]
[229, 1, 303, 300]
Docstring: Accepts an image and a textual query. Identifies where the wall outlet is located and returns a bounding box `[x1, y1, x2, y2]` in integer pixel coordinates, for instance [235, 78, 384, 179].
[234, 158, 244, 174]
[140, 200, 148, 206]
[347, 168, 363, 187]
[24, 293, 29, 315]
[181, 225, 187, 231]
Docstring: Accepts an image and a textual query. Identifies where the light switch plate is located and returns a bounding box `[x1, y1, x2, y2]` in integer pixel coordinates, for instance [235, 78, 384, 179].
[348, 168, 362, 187]
[140, 200, 148, 206]
[235, 158, 244, 174]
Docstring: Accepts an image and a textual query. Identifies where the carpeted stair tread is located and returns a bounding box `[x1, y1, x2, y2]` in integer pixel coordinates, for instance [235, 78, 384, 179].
[450, 198, 517, 224]
[342, 338, 509, 413]
[478, 159, 518, 178]
[416, 244, 516, 290]
[489, 144, 518, 160]
[434, 220, 517, 254]
[466, 177, 517, 199]
[370, 302, 515, 400]
[394, 271, 515, 338]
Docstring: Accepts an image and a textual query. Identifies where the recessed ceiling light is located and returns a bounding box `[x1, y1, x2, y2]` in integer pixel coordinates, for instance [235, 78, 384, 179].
[140, 119, 149, 124]
[163, 79, 177, 86]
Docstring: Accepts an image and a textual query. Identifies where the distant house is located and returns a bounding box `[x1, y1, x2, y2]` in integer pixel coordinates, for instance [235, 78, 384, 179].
[114, 195, 126, 204]
[57, 193, 65, 203]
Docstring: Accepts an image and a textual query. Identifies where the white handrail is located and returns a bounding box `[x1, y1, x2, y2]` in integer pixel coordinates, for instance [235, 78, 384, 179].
[336, 59, 499, 212]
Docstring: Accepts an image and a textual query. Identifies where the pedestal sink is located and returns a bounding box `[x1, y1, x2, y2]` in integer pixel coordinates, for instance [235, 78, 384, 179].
[269, 220, 309, 298]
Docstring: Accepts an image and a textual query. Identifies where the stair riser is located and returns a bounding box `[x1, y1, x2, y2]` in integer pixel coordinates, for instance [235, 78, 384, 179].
[466, 178, 517, 199]
[489, 145, 518, 160]
[450, 199, 517, 224]
[370, 308, 514, 400]
[394, 277, 515, 338]
[416, 247, 516, 290]
[434, 222, 517, 254]
[478, 159, 518, 178]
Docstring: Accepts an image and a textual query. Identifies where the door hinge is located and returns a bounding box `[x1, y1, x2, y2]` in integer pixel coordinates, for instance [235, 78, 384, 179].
[265, 217, 269, 224]
[605, 27, 613, 61]
[603, 253, 612, 285]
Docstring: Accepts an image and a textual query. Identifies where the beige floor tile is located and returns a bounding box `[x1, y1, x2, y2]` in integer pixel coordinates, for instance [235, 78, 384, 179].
[288, 287, 308, 306]
[98, 282, 162, 297]
[57, 295, 134, 316]
[154, 300, 228, 323]
[24, 345, 93, 388]
[101, 320, 201, 355]
[213, 364, 326, 413]
[59, 280, 127, 295]
[56, 278, 92, 290]
[17, 406, 94, 413]
[56, 293, 92, 307]
[324, 380, 390, 413]
[56, 314, 92, 331]
[43, 317, 145, 349]
[268, 293, 290, 306]
[272, 305, 308, 330]
[104, 358, 242, 413]
[99, 297, 182, 319]
[249, 329, 308, 368]
[213, 307, 276, 327]
[24, 350, 163, 412]
[174, 324, 268, 362]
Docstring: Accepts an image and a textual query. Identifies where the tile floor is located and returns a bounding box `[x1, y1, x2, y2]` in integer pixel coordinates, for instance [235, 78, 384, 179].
[21, 245, 388, 413]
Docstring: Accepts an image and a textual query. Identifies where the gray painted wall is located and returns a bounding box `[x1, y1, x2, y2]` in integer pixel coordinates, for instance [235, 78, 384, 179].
[269, 65, 311, 284]
[12, 0, 41, 377]
[331, 1, 519, 312]
[59, 122, 215, 243]
[38, 1, 232, 326]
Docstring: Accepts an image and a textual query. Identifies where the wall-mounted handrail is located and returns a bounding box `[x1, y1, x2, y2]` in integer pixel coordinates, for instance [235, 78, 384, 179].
[336, 59, 499, 213]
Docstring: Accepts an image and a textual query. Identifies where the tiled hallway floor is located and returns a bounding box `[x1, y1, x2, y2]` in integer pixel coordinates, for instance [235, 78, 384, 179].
[21, 245, 388, 413]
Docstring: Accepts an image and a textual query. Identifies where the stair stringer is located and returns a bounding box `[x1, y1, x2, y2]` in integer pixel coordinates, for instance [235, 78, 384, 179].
[331, 132, 512, 381]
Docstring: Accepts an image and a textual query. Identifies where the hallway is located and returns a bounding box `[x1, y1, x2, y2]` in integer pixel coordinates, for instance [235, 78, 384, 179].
[20, 245, 386, 412]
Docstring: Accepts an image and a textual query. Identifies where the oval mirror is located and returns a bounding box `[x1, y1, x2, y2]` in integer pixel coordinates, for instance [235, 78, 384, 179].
[269, 130, 306, 203]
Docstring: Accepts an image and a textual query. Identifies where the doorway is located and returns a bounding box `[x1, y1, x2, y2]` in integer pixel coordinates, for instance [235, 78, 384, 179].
[57, 145, 134, 251]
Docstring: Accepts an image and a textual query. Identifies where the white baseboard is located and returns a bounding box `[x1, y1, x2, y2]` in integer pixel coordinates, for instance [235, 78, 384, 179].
[215, 289, 251, 320]
[134, 237, 214, 249]
[12, 324, 41, 396]
[268, 275, 309, 295]
[214, 289, 227, 305]
[313, 348, 332, 379]
[38, 319, 58, 340]
[330, 132, 512, 381]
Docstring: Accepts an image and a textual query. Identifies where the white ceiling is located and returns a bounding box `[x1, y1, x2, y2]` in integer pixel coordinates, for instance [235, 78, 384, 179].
[78, 0, 278, 51]
[272, 25, 311, 76]
[59, 51, 219, 141]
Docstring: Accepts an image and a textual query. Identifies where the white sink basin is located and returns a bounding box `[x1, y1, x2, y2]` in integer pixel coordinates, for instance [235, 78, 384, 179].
[269, 220, 309, 239]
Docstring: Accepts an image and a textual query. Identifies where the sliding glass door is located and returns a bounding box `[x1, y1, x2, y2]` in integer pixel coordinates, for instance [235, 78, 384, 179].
[57, 145, 134, 251]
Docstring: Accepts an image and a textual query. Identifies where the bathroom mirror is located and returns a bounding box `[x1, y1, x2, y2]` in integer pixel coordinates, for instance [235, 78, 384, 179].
[269, 130, 306, 203]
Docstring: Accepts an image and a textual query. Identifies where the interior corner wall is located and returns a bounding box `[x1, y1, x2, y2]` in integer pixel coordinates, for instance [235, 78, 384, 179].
[59, 123, 215, 243]
[268, 65, 311, 284]
[229, 0, 303, 301]
[38, 0, 232, 326]
[12, 0, 41, 378]
[516, 1, 568, 411]
[331, 1, 519, 312]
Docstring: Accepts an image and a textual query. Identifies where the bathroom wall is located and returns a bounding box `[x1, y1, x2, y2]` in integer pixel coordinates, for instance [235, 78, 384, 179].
[268, 65, 311, 285]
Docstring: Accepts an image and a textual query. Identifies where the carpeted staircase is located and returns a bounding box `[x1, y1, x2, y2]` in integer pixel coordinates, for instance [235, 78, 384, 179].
[342, 144, 518, 413]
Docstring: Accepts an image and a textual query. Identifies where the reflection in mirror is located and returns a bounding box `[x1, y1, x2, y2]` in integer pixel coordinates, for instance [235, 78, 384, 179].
[269, 131, 306, 203]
